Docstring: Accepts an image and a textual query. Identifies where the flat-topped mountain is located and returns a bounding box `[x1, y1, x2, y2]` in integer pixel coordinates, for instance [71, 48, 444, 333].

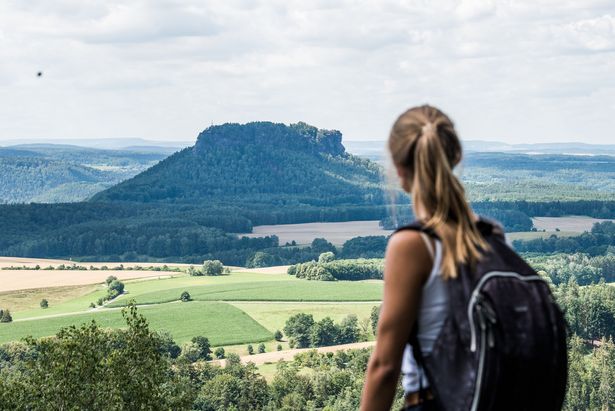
[91, 122, 384, 206]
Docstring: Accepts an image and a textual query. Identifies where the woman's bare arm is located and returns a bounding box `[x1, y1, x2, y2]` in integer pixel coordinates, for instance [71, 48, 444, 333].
[360, 230, 432, 411]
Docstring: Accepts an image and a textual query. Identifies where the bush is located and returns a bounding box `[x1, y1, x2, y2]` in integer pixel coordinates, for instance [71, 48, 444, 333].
[40, 299, 49, 309]
[191, 336, 212, 361]
[277, 344, 283, 351]
[202, 260, 224, 276]
[318, 252, 335, 264]
[0, 309, 12, 323]
[247, 344, 254, 355]
[96, 298, 104, 306]
[274, 330, 283, 341]
[180, 291, 191, 302]
[214, 347, 225, 359]
[258, 343, 266, 353]
[107, 280, 125, 299]
[105, 275, 117, 286]
[284, 313, 315, 348]
[89, 302, 96, 309]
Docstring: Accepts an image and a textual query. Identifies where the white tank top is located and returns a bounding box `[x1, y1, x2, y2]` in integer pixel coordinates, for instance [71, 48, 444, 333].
[401, 234, 448, 394]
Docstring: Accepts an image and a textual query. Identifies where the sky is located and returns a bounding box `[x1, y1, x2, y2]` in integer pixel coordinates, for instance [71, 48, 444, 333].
[0, 0, 614, 145]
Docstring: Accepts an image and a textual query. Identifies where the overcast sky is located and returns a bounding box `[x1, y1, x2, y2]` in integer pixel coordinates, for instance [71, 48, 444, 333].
[1, 0, 614, 144]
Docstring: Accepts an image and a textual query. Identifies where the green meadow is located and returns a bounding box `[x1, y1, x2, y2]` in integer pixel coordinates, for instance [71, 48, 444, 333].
[1, 269, 383, 347]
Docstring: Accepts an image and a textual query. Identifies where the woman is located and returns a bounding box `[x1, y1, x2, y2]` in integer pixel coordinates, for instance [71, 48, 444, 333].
[360, 105, 488, 411]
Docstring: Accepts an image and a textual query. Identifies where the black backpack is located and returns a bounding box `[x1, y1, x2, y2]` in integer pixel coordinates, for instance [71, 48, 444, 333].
[395, 217, 568, 411]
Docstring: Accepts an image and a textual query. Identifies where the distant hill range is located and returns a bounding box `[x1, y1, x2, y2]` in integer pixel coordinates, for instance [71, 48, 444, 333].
[0, 145, 171, 203]
[0, 122, 613, 264]
[91, 122, 384, 206]
[344, 140, 615, 161]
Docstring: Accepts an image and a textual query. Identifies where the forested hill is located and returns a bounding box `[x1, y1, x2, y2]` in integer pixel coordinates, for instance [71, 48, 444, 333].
[91, 122, 384, 206]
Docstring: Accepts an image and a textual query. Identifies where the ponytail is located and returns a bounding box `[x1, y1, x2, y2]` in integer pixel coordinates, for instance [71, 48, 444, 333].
[388, 105, 487, 279]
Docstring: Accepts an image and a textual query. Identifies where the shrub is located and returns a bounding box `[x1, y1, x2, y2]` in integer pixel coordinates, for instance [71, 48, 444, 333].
[0, 309, 13, 323]
[318, 251, 335, 264]
[258, 343, 266, 353]
[107, 280, 125, 299]
[40, 299, 49, 309]
[277, 344, 283, 351]
[191, 336, 212, 361]
[202, 260, 224, 276]
[105, 275, 117, 286]
[274, 330, 283, 341]
[180, 291, 191, 302]
[214, 347, 225, 359]
[247, 344, 254, 355]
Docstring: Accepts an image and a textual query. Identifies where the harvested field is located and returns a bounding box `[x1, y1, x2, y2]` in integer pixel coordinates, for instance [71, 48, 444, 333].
[0, 284, 99, 312]
[0, 269, 181, 293]
[532, 216, 614, 232]
[239, 220, 392, 245]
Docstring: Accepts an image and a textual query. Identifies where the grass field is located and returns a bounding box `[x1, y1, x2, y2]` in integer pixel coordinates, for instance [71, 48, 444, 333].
[0, 263, 383, 349]
[106, 280, 383, 307]
[231, 302, 379, 332]
[0, 284, 100, 313]
[0, 301, 272, 345]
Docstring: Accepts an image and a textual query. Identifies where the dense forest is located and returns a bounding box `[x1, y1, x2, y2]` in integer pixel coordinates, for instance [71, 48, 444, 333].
[0, 123, 613, 265]
[0, 145, 168, 203]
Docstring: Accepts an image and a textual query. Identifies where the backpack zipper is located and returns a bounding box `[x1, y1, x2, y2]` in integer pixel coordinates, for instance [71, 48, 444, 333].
[467, 271, 545, 411]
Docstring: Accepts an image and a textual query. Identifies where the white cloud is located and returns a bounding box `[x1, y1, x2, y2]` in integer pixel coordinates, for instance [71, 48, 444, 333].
[0, 0, 614, 144]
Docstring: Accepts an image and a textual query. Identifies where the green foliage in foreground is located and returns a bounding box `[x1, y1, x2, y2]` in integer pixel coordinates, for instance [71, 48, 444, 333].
[565, 336, 615, 411]
[105, 280, 383, 307]
[0, 299, 613, 410]
[555, 281, 615, 341]
[0, 301, 272, 345]
[288, 259, 384, 281]
[528, 252, 615, 285]
[0, 304, 193, 410]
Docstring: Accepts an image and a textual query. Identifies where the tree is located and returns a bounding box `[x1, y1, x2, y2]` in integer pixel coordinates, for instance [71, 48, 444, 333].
[105, 275, 117, 286]
[310, 317, 339, 347]
[258, 343, 266, 353]
[0, 309, 12, 323]
[284, 313, 315, 348]
[338, 314, 360, 344]
[274, 330, 283, 341]
[180, 291, 191, 302]
[191, 336, 212, 361]
[202, 260, 224, 276]
[318, 251, 335, 263]
[157, 331, 181, 359]
[247, 344, 254, 355]
[40, 299, 49, 309]
[0, 303, 192, 410]
[214, 347, 225, 359]
[277, 344, 283, 351]
[107, 280, 125, 299]
[311, 238, 336, 254]
[370, 305, 380, 335]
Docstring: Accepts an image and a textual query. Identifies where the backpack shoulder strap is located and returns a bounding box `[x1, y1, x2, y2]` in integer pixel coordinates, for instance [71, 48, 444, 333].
[393, 220, 440, 240]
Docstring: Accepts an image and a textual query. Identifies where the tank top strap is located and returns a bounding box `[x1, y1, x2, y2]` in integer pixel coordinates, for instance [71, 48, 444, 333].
[424, 239, 443, 288]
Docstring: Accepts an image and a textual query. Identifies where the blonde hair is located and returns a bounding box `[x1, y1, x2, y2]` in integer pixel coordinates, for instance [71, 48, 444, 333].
[388, 104, 487, 279]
